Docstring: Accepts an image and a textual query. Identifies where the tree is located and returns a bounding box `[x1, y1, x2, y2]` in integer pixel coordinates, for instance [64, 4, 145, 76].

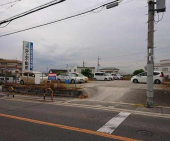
[81, 68, 93, 78]
[133, 69, 144, 76]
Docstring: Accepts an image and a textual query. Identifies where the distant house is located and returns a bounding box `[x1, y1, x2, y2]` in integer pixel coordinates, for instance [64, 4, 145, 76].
[99, 67, 119, 74]
[67, 66, 95, 74]
[0, 59, 22, 74]
[49, 69, 67, 75]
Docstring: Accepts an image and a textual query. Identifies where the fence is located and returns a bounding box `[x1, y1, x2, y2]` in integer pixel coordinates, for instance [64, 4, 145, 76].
[0, 72, 82, 90]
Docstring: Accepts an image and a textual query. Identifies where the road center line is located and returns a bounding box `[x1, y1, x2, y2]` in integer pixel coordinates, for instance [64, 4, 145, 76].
[97, 112, 131, 134]
[0, 113, 139, 141]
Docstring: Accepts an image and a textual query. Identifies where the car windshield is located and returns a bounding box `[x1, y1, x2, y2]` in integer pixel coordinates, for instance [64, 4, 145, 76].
[78, 73, 84, 77]
[68, 74, 76, 77]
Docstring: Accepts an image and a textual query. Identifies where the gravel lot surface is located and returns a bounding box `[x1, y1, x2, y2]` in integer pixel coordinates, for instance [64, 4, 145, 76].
[77, 80, 170, 106]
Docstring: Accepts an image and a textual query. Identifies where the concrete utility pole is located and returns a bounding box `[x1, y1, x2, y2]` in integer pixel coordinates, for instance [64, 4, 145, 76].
[147, 0, 155, 107]
[97, 56, 101, 72]
[83, 60, 86, 67]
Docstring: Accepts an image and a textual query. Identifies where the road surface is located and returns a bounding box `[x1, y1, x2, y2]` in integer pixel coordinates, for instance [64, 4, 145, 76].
[0, 93, 170, 141]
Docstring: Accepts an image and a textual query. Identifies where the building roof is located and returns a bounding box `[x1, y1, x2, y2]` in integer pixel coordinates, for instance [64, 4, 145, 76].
[77, 67, 95, 69]
[0, 59, 22, 63]
[99, 67, 119, 70]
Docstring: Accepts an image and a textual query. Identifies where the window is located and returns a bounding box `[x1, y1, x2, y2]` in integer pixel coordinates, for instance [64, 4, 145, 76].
[69, 69, 71, 72]
[153, 72, 160, 76]
[74, 69, 76, 72]
[95, 73, 100, 76]
[24, 73, 28, 76]
[140, 72, 147, 76]
[162, 68, 168, 71]
[29, 73, 35, 77]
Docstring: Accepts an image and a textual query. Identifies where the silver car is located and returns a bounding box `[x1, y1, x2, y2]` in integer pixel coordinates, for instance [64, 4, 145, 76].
[58, 73, 83, 83]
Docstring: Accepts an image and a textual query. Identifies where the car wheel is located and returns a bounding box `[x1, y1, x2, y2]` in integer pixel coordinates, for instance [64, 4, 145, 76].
[133, 79, 138, 83]
[20, 80, 24, 85]
[104, 78, 107, 81]
[94, 78, 97, 81]
[154, 79, 161, 84]
[71, 79, 75, 84]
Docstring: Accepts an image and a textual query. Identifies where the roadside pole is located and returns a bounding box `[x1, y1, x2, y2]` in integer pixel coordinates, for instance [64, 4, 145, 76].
[147, 0, 155, 107]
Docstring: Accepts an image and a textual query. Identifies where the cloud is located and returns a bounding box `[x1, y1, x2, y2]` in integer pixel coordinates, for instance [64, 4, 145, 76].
[0, 0, 170, 74]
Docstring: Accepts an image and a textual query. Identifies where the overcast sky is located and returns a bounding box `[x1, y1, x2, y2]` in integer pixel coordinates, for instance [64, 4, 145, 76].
[0, 0, 170, 74]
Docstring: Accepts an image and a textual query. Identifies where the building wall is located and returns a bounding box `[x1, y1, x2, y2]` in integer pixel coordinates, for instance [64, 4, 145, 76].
[99, 69, 119, 74]
[67, 67, 95, 74]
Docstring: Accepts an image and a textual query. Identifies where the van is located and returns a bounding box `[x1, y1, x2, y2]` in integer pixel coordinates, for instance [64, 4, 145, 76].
[94, 72, 110, 81]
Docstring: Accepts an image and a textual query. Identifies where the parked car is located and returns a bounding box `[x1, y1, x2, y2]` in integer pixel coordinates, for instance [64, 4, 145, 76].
[131, 71, 164, 84]
[58, 73, 83, 83]
[94, 72, 110, 81]
[20, 71, 49, 85]
[106, 73, 114, 80]
[111, 74, 123, 80]
[71, 73, 88, 82]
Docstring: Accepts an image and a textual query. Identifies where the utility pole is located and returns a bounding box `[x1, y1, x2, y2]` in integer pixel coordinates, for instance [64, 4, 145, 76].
[146, 0, 155, 107]
[83, 60, 86, 67]
[97, 56, 101, 72]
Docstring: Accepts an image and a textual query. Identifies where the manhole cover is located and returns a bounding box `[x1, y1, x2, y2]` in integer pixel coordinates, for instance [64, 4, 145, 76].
[137, 130, 153, 137]
[87, 115, 99, 118]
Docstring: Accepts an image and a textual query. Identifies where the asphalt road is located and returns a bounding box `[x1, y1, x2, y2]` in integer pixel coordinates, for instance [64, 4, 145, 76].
[0, 93, 170, 141]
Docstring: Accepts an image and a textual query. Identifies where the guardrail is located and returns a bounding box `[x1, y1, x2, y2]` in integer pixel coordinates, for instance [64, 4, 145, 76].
[7, 87, 14, 98]
[43, 88, 53, 101]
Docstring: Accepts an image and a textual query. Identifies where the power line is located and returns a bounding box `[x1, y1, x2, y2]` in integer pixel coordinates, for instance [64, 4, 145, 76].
[102, 47, 170, 59]
[0, 0, 66, 25]
[0, 0, 131, 37]
[0, 0, 20, 6]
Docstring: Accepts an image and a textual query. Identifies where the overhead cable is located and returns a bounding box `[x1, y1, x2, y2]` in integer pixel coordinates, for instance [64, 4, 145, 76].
[0, 0, 125, 37]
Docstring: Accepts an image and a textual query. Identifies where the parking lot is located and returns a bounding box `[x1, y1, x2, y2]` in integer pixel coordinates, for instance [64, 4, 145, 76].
[77, 80, 170, 107]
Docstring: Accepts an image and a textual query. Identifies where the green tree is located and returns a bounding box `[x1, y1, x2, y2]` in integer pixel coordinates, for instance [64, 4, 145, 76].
[133, 69, 144, 76]
[81, 68, 93, 78]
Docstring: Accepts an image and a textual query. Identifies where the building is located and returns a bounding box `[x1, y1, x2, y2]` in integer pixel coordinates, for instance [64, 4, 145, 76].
[67, 66, 95, 74]
[99, 67, 119, 74]
[49, 69, 67, 74]
[0, 59, 22, 74]
[145, 58, 170, 76]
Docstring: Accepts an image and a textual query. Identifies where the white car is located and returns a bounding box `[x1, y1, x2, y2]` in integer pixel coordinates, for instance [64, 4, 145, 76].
[131, 71, 164, 84]
[71, 73, 88, 82]
[111, 74, 123, 80]
[106, 73, 114, 80]
[94, 72, 110, 81]
[58, 73, 83, 83]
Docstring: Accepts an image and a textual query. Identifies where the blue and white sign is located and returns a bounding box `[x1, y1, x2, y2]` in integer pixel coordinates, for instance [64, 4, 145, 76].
[48, 73, 57, 80]
[22, 41, 33, 71]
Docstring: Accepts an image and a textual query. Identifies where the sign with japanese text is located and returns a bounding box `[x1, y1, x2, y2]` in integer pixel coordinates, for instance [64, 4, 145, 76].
[22, 41, 33, 71]
[48, 73, 57, 80]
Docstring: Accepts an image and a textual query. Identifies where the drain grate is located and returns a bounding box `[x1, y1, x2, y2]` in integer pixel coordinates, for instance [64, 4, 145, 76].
[137, 130, 153, 137]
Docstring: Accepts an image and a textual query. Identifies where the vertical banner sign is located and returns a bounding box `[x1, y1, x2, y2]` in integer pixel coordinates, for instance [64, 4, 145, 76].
[30, 43, 33, 71]
[22, 41, 33, 72]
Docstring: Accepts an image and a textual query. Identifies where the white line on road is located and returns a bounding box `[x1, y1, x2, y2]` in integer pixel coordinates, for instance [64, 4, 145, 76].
[97, 112, 131, 134]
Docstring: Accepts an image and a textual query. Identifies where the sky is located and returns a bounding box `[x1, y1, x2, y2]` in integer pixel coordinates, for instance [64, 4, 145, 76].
[0, 0, 170, 74]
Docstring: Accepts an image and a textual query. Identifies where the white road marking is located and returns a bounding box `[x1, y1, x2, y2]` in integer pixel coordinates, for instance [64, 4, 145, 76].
[97, 112, 131, 134]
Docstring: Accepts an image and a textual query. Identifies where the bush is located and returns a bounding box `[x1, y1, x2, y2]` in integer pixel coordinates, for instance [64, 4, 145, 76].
[133, 69, 144, 76]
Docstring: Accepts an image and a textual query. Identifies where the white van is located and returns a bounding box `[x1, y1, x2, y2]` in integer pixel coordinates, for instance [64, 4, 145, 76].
[94, 72, 110, 81]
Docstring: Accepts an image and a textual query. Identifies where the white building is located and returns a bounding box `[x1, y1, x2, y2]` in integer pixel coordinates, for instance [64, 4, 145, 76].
[99, 67, 119, 74]
[145, 59, 170, 76]
[67, 66, 95, 74]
